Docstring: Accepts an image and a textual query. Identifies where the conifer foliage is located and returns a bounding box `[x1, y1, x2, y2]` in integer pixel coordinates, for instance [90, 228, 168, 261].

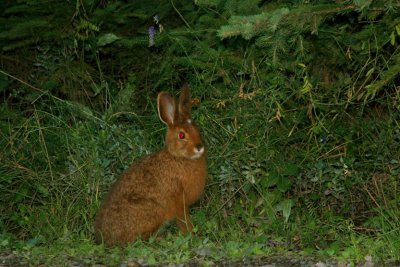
[216, 0, 400, 102]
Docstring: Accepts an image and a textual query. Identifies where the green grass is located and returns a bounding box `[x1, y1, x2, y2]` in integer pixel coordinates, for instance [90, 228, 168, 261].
[1, 85, 399, 265]
[1, 213, 399, 265]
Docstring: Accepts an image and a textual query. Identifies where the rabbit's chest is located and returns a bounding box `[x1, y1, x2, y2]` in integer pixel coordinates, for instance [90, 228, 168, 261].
[179, 158, 207, 205]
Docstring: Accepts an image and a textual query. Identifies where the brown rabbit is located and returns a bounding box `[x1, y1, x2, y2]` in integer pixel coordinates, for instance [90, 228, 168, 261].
[94, 85, 207, 246]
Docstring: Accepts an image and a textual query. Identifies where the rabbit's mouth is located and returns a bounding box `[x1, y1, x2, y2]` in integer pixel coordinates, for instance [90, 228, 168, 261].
[188, 153, 203, 160]
[188, 146, 205, 160]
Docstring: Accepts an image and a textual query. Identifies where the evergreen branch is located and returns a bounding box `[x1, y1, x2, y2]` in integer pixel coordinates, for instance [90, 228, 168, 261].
[305, 4, 356, 16]
[305, 4, 400, 16]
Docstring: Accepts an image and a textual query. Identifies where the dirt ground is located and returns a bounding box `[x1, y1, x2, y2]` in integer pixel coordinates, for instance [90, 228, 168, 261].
[1, 250, 393, 267]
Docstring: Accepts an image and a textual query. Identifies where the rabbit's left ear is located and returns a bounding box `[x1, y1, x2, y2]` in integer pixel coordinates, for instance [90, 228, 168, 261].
[158, 92, 178, 126]
[179, 84, 192, 121]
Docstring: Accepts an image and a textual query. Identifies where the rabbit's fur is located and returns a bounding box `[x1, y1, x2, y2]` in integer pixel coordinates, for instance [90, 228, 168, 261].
[94, 85, 207, 246]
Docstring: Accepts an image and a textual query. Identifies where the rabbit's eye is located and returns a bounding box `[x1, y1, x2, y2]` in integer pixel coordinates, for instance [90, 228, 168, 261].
[179, 132, 185, 139]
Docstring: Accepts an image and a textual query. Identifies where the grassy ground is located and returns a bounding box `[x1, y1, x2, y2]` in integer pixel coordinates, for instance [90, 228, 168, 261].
[1, 80, 399, 266]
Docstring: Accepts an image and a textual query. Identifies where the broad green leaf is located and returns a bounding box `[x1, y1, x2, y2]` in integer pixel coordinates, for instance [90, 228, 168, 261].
[390, 31, 395, 46]
[97, 33, 120, 47]
[276, 199, 294, 223]
[261, 172, 278, 188]
[277, 176, 291, 192]
[282, 163, 300, 176]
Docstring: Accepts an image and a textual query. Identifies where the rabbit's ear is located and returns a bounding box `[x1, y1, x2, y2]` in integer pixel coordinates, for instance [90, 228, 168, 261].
[158, 92, 177, 126]
[179, 84, 192, 121]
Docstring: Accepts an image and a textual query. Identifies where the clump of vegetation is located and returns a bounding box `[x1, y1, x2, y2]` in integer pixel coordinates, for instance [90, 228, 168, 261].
[1, 0, 399, 265]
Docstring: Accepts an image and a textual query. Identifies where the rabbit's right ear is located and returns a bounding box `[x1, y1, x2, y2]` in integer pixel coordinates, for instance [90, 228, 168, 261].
[158, 92, 178, 126]
[179, 84, 192, 121]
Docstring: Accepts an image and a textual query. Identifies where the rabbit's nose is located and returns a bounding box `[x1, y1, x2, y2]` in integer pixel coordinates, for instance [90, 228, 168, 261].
[195, 144, 204, 152]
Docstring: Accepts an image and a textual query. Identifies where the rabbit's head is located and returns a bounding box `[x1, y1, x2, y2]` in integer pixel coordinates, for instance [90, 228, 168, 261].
[158, 85, 205, 160]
